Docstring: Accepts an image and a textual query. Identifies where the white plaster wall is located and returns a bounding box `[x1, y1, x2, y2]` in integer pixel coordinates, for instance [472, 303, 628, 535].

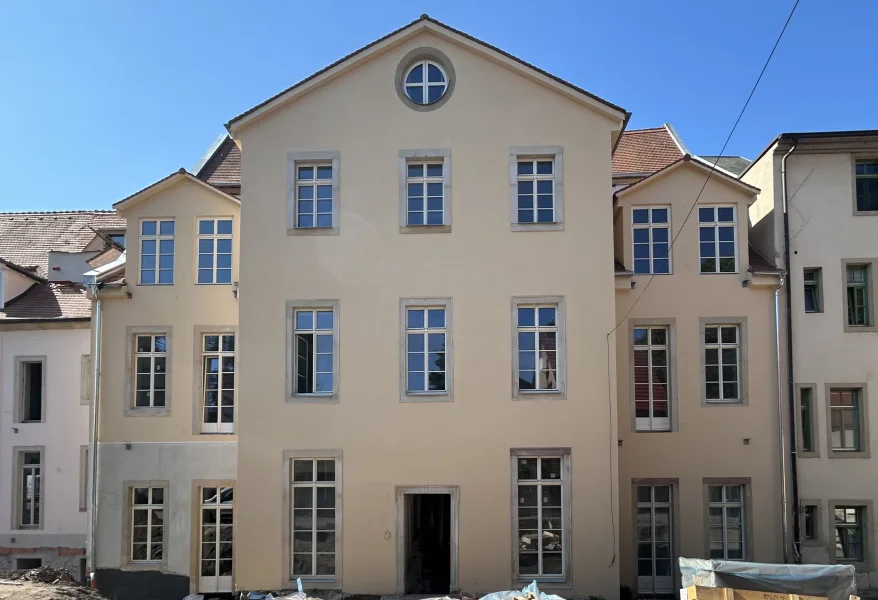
[0, 327, 90, 538]
[94, 442, 237, 576]
[47, 251, 99, 283]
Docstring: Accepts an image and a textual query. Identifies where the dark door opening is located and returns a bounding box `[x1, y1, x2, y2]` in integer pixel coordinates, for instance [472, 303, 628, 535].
[405, 494, 451, 594]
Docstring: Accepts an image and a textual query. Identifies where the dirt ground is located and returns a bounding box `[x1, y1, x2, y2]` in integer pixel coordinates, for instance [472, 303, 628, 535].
[0, 567, 106, 600]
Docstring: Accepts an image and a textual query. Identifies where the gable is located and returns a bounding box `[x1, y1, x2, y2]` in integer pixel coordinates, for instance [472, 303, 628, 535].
[619, 159, 758, 209]
[114, 170, 241, 214]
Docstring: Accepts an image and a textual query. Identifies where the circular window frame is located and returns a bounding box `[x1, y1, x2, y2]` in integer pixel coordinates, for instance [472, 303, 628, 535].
[395, 47, 456, 112]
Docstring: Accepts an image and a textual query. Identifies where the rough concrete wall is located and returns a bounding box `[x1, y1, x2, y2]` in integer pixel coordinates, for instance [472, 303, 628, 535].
[0, 546, 85, 580]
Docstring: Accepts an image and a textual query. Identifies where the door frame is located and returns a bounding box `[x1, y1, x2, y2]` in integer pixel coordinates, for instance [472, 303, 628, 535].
[395, 485, 459, 594]
[630, 478, 680, 595]
[190, 479, 236, 595]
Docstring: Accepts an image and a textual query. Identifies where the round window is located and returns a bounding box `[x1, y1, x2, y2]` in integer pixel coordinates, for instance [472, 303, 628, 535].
[403, 60, 448, 105]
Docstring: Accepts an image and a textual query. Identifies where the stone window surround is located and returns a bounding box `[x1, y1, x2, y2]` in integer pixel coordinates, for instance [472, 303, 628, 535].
[841, 259, 878, 333]
[399, 297, 454, 402]
[631, 478, 682, 591]
[281, 449, 343, 589]
[286, 151, 341, 236]
[701, 477, 754, 561]
[699, 317, 749, 406]
[628, 318, 679, 432]
[795, 383, 820, 458]
[80, 354, 91, 406]
[12, 446, 44, 530]
[511, 296, 567, 400]
[13, 355, 47, 424]
[394, 47, 457, 112]
[192, 325, 238, 435]
[121, 480, 170, 570]
[509, 146, 565, 232]
[852, 155, 878, 216]
[510, 448, 572, 589]
[800, 499, 822, 546]
[285, 300, 341, 403]
[124, 326, 173, 417]
[188, 479, 236, 596]
[827, 499, 874, 570]
[825, 383, 871, 459]
[398, 149, 452, 233]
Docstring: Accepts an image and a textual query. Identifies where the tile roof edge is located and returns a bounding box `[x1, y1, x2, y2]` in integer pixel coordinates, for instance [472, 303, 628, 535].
[0, 257, 46, 282]
[0, 209, 118, 216]
[192, 133, 232, 177]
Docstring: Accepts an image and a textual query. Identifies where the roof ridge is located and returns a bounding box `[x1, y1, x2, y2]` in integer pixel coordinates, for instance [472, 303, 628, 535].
[0, 209, 117, 216]
[621, 127, 668, 134]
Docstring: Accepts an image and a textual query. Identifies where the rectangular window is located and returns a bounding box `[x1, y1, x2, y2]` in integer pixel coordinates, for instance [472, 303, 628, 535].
[405, 306, 446, 393]
[855, 160, 878, 213]
[516, 456, 565, 578]
[632, 207, 671, 275]
[295, 164, 333, 229]
[846, 265, 871, 326]
[704, 325, 740, 402]
[803, 268, 822, 313]
[197, 218, 233, 284]
[139, 219, 175, 285]
[636, 485, 674, 595]
[79, 446, 88, 512]
[17, 451, 41, 528]
[131, 487, 164, 562]
[800, 387, 816, 453]
[294, 309, 334, 395]
[516, 158, 555, 224]
[829, 388, 863, 452]
[707, 484, 746, 560]
[202, 334, 235, 433]
[633, 327, 670, 431]
[291, 458, 337, 578]
[834, 506, 865, 562]
[804, 505, 817, 540]
[516, 305, 558, 392]
[134, 334, 167, 408]
[406, 161, 444, 226]
[699, 206, 737, 273]
[18, 360, 44, 423]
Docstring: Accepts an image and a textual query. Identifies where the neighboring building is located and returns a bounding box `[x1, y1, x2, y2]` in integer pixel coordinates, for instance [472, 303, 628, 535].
[744, 130, 878, 594]
[0, 211, 124, 577]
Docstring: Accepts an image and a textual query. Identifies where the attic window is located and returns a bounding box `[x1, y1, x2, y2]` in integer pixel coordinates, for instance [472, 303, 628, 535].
[395, 48, 455, 112]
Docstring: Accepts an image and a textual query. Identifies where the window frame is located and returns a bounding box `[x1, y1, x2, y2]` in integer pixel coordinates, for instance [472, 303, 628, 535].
[195, 217, 234, 285]
[853, 158, 878, 216]
[795, 384, 819, 458]
[511, 296, 567, 400]
[800, 500, 821, 546]
[825, 384, 871, 458]
[13, 446, 44, 530]
[138, 218, 175, 286]
[631, 206, 672, 275]
[510, 448, 571, 586]
[285, 300, 340, 403]
[14, 356, 46, 424]
[79, 445, 88, 513]
[629, 319, 677, 432]
[398, 149, 452, 233]
[193, 326, 237, 435]
[803, 267, 823, 313]
[125, 326, 172, 416]
[700, 318, 748, 406]
[509, 146, 564, 232]
[122, 480, 169, 567]
[394, 47, 456, 112]
[827, 500, 873, 569]
[631, 478, 681, 596]
[841, 259, 877, 332]
[286, 152, 340, 236]
[399, 298, 453, 402]
[282, 449, 343, 589]
[702, 478, 753, 561]
[698, 205, 738, 274]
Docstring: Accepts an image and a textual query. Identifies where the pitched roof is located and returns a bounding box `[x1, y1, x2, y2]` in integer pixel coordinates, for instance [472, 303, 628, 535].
[612, 125, 685, 176]
[113, 169, 241, 211]
[0, 282, 91, 322]
[699, 155, 752, 177]
[749, 245, 780, 273]
[614, 155, 759, 199]
[195, 136, 241, 188]
[0, 211, 126, 279]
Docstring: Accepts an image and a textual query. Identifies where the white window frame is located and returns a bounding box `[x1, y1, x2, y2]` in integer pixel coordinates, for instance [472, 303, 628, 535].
[287, 152, 340, 235]
[134, 333, 168, 409]
[704, 325, 740, 403]
[633, 326, 670, 431]
[139, 219, 175, 285]
[803, 267, 823, 313]
[398, 149, 452, 232]
[15, 448, 43, 529]
[400, 298, 453, 402]
[706, 483, 747, 560]
[406, 161, 445, 226]
[290, 458, 338, 581]
[510, 449, 571, 585]
[286, 300, 340, 402]
[403, 59, 448, 105]
[635, 483, 676, 595]
[198, 485, 234, 591]
[698, 205, 738, 274]
[515, 303, 560, 394]
[200, 333, 235, 434]
[509, 147, 564, 232]
[129, 486, 166, 564]
[632, 206, 672, 275]
[196, 218, 233, 285]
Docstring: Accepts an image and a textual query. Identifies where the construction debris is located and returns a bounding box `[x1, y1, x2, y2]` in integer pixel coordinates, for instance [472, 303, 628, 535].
[0, 566, 106, 600]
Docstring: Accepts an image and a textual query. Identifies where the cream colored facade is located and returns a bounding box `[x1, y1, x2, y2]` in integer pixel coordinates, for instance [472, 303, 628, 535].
[745, 132, 878, 593]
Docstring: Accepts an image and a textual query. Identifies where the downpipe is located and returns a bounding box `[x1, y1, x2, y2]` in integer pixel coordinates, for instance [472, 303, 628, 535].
[774, 277, 790, 563]
[87, 283, 103, 587]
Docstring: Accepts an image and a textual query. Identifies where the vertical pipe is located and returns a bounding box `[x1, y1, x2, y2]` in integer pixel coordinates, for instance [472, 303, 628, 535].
[775, 278, 790, 563]
[87, 285, 102, 586]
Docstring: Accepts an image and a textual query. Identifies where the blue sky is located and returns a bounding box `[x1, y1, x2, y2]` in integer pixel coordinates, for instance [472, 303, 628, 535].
[0, 0, 875, 212]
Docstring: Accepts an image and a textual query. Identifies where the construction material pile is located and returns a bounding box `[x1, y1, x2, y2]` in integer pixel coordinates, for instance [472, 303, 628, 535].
[0, 566, 106, 600]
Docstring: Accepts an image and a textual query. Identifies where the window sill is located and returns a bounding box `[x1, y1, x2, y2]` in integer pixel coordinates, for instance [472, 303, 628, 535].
[399, 225, 451, 234]
[136, 283, 174, 287]
[516, 577, 570, 589]
[635, 428, 673, 433]
[288, 578, 339, 589]
[844, 325, 878, 333]
[400, 392, 453, 403]
[703, 400, 745, 406]
[834, 560, 870, 572]
[513, 390, 565, 401]
[124, 407, 170, 417]
[286, 394, 338, 404]
[853, 210, 878, 217]
[511, 222, 564, 232]
[195, 282, 233, 286]
[699, 271, 739, 275]
[287, 226, 339, 237]
[828, 450, 871, 459]
[125, 562, 168, 572]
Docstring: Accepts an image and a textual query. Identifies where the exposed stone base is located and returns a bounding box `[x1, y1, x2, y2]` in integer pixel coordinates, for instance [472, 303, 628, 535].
[0, 545, 86, 581]
[95, 568, 190, 600]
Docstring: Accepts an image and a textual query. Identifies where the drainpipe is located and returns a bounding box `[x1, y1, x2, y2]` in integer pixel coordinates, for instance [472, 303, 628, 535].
[87, 283, 103, 586]
[781, 142, 801, 562]
[774, 276, 790, 563]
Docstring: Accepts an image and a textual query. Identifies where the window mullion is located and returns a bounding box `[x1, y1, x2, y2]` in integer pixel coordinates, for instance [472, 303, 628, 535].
[537, 463, 543, 576]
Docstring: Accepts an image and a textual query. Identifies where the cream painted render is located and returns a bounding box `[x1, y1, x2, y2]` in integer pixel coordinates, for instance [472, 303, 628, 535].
[0, 326, 91, 571]
[234, 26, 623, 596]
[614, 162, 785, 592]
[746, 140, 878, 591]
[1, 265, 38, 305]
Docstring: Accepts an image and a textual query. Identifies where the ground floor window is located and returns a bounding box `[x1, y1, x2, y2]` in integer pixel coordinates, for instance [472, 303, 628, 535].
[834, 506, 865, 563]
[131, 487, 164, 562]
[707, 483, 746, 560]
[636, 484, 674, 595]
[291, 458, 337, 578]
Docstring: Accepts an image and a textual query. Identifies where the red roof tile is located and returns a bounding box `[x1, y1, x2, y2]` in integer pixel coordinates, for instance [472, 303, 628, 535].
[613, 126, 684, 176]
[197, 137, 241, 188]
[0, 282, 91, 321]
